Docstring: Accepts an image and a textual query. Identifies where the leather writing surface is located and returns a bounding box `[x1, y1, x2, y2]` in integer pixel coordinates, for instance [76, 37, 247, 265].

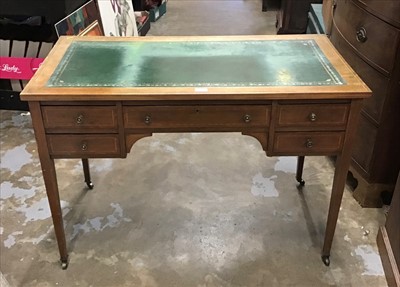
[47, 40, 345, 87]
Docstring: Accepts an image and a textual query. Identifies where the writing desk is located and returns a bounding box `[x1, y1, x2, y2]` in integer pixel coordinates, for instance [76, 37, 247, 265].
[20, 35, 370, 269]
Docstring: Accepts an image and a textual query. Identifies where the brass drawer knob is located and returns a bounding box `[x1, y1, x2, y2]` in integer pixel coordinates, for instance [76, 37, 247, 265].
[243, 114, 252, 123]
[144, 115, 152, 125]
[356, 27, 367, 43]
[309, 112, 317, 122]
[305, 139, 313, 148]
[76, 114, 84, 124]
[81, 142, 88, 151]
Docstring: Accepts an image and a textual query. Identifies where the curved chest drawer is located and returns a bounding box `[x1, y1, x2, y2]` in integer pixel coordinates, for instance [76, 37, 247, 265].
[330, 26, 390, 124]
[353, 0, 400, 26]
[42, 106, 118, 133]
[334, 0, 400, 75]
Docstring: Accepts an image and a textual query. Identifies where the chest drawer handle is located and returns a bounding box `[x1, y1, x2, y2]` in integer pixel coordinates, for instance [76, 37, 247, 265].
[243, 114, 252, 123]
[81, 142, 88, 151]
[356, 27, 367, 43]
[144, 115, 152, 125]
[309, 113, 317, 122]
[76, 114, 84, 124]
[305, 139, 313, 148]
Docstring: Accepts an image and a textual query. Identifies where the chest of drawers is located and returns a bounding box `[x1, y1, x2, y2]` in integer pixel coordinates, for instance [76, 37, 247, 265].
[330, 0, 400, 207]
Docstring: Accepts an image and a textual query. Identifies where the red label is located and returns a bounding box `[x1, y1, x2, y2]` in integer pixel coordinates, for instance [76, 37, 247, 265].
[0, 57, 45, 80]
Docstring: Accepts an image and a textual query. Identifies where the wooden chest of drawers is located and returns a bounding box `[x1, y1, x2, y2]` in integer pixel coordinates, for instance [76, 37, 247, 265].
[330, 0, 400, 206]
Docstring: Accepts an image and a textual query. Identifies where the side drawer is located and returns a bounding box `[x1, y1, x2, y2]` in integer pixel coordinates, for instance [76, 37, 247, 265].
[272, 132, 345, 155]
[47, 135, 121, 158]
[124, 106, 270, 129]
[42, 106, 118, 133]
[276, 104, 349, 130]
[333, 0, 400, 74]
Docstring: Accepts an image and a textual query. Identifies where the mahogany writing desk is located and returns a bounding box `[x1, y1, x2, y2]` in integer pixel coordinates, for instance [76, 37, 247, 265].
[20, 35, 370, 269]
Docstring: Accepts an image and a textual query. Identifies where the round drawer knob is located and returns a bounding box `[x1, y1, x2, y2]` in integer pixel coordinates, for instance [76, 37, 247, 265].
[309, 112, 317, 122]
[243, 114, 252, 123]
[356, 27, 367, 43]
[305, 139, 313, 148]
[76, 114, 84, 124]
[144, 115, 152, 125]
[81, 142, 88, 151]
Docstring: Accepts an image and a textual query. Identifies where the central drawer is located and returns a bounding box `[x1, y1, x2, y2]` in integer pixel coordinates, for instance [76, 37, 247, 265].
[123, 106, 270, 129]
[276, 104, 349, 130]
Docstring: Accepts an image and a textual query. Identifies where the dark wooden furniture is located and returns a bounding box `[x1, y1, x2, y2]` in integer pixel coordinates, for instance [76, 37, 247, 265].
[262, 0, 281, 12]
[0, 0, 89, 111]
[132, 0, 162, 12]
[132, 0, 146, 11]
[378, 172, 400, 287]
[20, 35, 370, 269]
[330, 0, 400, 207]
[0, 0, 89, 23]
[276, 0, 323, 34]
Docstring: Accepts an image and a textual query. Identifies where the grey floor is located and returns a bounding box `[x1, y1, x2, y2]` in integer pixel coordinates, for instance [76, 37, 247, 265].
[0, 0, 388, 286]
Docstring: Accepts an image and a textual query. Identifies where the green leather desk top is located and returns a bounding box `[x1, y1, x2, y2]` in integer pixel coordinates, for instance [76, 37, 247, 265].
[47, 40, 345, 88]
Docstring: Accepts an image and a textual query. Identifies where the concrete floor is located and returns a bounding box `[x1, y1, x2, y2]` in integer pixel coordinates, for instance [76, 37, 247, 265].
[0, 0, 388, 286]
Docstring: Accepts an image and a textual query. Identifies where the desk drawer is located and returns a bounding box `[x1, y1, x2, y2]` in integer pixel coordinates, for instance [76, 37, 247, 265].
[124, 106, 270, 129]
[276, 104, 349, 130]
[47, 135, 120, 157]
[42, 106, 118, 132]
[272, 132, 344, 155]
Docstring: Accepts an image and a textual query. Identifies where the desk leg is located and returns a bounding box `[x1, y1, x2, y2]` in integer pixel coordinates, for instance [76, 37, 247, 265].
[82, 159, 94, 189]
[296, 156, 305, 186]
[321, 154, 349, 266]
[42, 158, 69, 269]
[321, 100, 363, 266]
[29, 102, 69, 269]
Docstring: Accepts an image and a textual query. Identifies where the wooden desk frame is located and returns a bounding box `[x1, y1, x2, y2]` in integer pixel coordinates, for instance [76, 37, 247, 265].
[21, 35, 370, 269]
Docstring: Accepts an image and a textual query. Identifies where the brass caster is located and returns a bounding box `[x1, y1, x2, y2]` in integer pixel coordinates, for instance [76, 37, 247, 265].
[321, 255, 330, 266]
[86, 181, 94, 189]
[60, 258, 69, 270]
